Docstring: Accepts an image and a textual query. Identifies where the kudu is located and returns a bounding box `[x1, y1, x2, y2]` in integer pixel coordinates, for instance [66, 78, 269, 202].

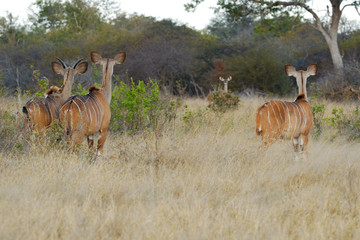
[207, 76, 232, 104]
[219, 76, 232, 93]
[22, 58, 88, 132]
[59, 51, 126, 156]
[255, 64, 317, 158]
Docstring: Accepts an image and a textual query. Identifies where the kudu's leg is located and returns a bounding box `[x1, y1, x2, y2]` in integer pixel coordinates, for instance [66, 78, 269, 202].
[299, 134, 309, 160]
[292, 136, 302, 161]
[87, 136, 95, 150]
[96, 128, 108, 156]
[292, 137, 300, 152]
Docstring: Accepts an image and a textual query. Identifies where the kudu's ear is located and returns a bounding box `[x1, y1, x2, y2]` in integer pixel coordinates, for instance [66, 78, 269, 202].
[75, 62, 88, 74]
[219, 77, 224, 81]
[306, 64, 317, 76]
[91, 51, 102, 64]
[45, 86, 61, 96]
[114, 52, 126, 64]
[51, 62, 65, 75]
[228, 76, 232, 81]
[284, 64, 297, 77]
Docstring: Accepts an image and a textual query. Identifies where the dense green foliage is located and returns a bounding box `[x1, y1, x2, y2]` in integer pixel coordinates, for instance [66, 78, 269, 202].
[110, 79, 178, 134]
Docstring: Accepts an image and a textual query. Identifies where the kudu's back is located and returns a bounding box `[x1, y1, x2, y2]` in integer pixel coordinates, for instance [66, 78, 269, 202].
[59, 51, 126, 156]
[23, 87, 61, 131]
[255, 93, 313, 140]
[255, 64, 317, 153]
[59, 87, 110, 142]
[22, 58, 87, 132]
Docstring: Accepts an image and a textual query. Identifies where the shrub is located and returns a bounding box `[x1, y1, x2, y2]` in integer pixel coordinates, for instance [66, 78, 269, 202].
[322, 107, 360, 141]
[0, 110, 25, 153]
[31, 65, 49, 97]
[110, 79, 178, 134]
[208, 90, 239, 112]
[311, 103, 325, 139]
[72, 82, 101, 96]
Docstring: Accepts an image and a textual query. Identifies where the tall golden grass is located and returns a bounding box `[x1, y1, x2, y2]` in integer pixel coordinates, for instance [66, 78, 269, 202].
[1, 96, 360, 239]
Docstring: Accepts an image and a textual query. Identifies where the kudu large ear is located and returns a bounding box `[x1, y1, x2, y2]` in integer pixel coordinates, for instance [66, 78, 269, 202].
[51, 62, 65, 75]
[45, 86, 61, 96]
[219, 77, 224, 82]
[284, 64, 297, 77]
[91, 51, 102, 64]
[74, 61, 88, 74]
[114, 52, 126, 64]
[305, 64, 317, 76]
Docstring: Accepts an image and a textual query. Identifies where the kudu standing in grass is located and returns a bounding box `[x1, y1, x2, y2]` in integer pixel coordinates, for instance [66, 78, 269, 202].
[22, 58, 88, 132]
[255, 64, 317, 159]
[207, 76, 232, 104]
[59, 51, 126, 156]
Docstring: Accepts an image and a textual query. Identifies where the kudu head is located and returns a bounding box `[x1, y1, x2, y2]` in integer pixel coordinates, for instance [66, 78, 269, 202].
[90, 51, 126, 103]
[51, 58, 88, 100]
[219, 76, 232, 93]
[285, 64, 317, 100]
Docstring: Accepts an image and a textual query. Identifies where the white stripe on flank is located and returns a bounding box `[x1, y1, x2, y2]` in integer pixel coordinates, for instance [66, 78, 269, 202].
[270, 103, 280, 127]
[297, 103, 307, 132]
[294, 103, 302, 134]
[90, 94, 104, 124]
[91, 98, 100, 126]
[284, 103, 291, 132]
[78, 97, 92, 124]
[279, 102, 287, 123]
[70, 106, 73, 131]
[88, 95, 98, 124]
[93, 97, 104, 123]
[274, 101, 284, 122]
[290, 103, 298, 134]
[267, 106, 271, 126]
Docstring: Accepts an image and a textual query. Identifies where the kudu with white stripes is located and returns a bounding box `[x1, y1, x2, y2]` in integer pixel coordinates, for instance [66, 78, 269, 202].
[22, 58, 88, 132]
[59, 51, 126, 156]
[255, 64, 317, 157]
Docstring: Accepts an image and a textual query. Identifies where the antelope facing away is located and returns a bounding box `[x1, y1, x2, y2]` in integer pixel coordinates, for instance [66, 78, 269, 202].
[22, 58, 88, 132]
[207, 76, 232, 103]
[59, 51, 126, 156]
[255, 64, 317, 158]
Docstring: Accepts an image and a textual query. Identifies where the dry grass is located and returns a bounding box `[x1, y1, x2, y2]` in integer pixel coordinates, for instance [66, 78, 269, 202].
[1, 96, 360, 239]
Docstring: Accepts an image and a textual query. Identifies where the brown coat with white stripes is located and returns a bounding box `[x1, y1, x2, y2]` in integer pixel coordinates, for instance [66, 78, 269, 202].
[22, 59, 88, 132]
[59, 51, 126, 156]
[255, 64, 317, 153]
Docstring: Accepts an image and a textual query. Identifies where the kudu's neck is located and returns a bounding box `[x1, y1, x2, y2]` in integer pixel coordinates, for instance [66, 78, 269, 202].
[297, 72, 307, 101]
[224, 83, 228, 93]
[101, 60, 114, 104]
[59, 71, 74, 103]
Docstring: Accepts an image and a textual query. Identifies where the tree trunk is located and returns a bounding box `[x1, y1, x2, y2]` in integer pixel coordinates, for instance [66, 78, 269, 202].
[310, 0, 344, 72]
[273, 0, 345, 72]
[325, 35, 344, 71]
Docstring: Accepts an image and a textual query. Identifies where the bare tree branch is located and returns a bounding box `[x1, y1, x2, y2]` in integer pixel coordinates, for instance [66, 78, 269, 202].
[341, 2, 359, 12]
[272, 1, 329, 39]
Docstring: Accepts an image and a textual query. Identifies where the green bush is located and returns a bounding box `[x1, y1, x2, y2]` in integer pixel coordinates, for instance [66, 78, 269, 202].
[311, 103, 325, 139]
[322, 107, 360, 141]
[110, 79, 178, 134]
[0, 110, 25, 153]
[31, 65, 49, 97]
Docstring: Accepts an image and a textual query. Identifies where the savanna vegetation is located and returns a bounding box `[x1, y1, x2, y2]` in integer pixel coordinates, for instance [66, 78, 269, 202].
[1, 0, 360, 239]
[2, 94, 360, 239]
